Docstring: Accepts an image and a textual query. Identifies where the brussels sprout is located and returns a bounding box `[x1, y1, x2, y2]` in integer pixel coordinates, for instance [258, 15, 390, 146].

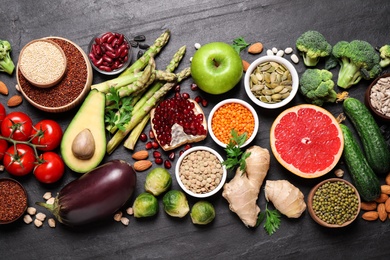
[145, 167, 172, 196]
[162, 190, 190, 218]
[190, 201, 215, 225]
[132, 192, 159, 218]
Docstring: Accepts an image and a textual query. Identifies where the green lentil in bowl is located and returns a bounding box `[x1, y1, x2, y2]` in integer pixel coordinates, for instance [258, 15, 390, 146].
[307, 178, 361, 228]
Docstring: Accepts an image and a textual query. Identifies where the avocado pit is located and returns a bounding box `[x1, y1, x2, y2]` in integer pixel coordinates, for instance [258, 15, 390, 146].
[72, 128, 96, 160]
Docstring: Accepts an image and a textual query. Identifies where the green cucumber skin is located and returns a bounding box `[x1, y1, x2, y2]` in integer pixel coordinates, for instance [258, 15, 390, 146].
[340, 124, 381, 201]
[343, 97, 390, 175]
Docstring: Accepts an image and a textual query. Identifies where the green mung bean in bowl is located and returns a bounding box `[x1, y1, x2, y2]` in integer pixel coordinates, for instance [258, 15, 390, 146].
[175, 146, 227, 198]
[307, 178, 361, 228]
[244, 56, 299, 109]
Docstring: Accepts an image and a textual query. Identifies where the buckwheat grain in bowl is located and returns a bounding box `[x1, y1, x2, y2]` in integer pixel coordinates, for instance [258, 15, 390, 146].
[244, 56, 298, 109]
[208, 99, 259, 148]
[175, 146, 227, 198]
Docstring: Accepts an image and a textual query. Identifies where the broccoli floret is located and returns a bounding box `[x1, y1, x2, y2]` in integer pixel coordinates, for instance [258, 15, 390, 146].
[296, 30, 332, 67]
[0, 40, 15, 75]
[379, 44, 390, 68]
[332, 40, 381, 89]
[299, 69, 338, 106]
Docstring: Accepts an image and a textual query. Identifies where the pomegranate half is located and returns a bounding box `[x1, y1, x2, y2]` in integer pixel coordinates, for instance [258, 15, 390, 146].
[150, 95, 207, 151]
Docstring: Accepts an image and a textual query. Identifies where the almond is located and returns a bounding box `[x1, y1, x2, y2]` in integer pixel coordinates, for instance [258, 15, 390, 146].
[375, 193, 389, 203]
[381, 184, 390, 195]
[242, 60, 250, 72]
[386, 172, 390, 185]
[7, 95, 23, 107]
[385, 198, 390, 213]
[132, 150, 149, 160]
[248, 42, 263, 54]
[361, 211, 379, 221]
[0, 81, 9, 95]
[377, 203, 387, 222]
[361, 201, 377, 211]
[133, 160, 152, 172]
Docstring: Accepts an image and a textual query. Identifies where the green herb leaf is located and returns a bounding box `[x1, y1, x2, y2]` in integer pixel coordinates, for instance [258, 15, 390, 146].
[231, 37, 250, 54]
[263, 204, 281, 236]
[222, 129, 251, 172]
[104, 87, 134, 131]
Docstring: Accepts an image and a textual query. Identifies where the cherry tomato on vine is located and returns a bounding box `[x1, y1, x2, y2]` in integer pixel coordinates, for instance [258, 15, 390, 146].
[0, 103, 6, 125]
[34, 152, 65, 184]
[31, 119, 63, 151]
[0, 139, 8, 161]
[3, 144, 36, 176]
[1, 111, 33, 141]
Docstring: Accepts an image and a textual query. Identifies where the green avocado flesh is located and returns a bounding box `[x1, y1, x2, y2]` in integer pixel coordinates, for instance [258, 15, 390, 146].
[60, 89, 106, 173]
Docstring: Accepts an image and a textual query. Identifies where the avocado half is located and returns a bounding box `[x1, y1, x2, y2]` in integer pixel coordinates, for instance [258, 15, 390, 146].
[61, 89, 106, 173]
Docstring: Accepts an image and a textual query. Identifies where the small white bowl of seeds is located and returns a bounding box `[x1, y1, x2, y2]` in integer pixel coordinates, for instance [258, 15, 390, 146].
[244, 55, 299, 109]
[175, 146, 227, 198]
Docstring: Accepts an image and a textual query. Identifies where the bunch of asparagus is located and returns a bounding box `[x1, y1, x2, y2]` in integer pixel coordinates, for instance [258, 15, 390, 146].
[91, 30, 191, 154]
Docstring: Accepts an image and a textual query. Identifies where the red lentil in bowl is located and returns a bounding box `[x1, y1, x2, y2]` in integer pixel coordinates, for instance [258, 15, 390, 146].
[0, 178, 28, 224]
[16, 37, 93, 113]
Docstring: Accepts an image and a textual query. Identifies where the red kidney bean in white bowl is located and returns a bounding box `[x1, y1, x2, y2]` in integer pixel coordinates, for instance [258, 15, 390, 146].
[88, 32, 132, 75]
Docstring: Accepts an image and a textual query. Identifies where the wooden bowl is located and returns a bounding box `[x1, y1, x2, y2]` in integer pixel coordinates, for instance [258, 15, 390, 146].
[364, 73, 390, 122]
[16, 37, 93, 113]
[307, 178, 361, 228]
[0, 178, 28, 225]
[18, 39, 67, 88]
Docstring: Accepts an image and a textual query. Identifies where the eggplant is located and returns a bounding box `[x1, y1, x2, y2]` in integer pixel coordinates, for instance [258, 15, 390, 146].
[36, 160, 136, 226]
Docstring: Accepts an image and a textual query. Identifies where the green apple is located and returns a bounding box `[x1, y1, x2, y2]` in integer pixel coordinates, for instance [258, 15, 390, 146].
[191, 42, 243, 95]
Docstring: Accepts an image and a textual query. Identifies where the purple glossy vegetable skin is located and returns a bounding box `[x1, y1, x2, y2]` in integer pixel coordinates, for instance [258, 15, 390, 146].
[36, 160, 136, 226]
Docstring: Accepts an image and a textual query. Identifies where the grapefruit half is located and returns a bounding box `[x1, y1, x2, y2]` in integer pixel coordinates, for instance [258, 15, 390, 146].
[270, 104, 343, 178]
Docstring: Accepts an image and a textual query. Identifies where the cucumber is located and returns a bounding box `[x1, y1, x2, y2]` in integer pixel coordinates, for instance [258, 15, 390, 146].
[340, 124, 381, 201]
[343, 97, 390, 175]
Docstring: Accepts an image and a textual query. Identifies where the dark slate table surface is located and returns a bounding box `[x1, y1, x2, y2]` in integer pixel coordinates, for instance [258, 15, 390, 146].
[1, 0, 390, 259]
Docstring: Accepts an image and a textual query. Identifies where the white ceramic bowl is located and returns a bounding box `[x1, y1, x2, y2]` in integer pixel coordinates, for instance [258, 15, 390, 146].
[244, 55, 299, 109]
[207, 98, 259, 148]
[175, 146, 227, 198]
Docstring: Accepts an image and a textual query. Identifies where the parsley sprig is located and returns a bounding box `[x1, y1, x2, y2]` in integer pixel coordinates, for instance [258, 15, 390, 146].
[256, 203, 281, 236]
[231, 37, 250, 54]
[222, 129, 251, 172]
[105, 87, 134, 131]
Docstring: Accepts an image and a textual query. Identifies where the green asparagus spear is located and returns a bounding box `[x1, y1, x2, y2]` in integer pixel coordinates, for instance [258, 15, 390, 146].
[119, 30, 171, 78]
[124, 46, 187, 148]
[106, 67, 191, 154]
[91, 71, 142, 93]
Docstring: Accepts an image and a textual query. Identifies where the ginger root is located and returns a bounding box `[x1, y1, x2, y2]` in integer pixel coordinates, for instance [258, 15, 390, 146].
[222, 145, 270, 227]
[264, 180, 306, 218]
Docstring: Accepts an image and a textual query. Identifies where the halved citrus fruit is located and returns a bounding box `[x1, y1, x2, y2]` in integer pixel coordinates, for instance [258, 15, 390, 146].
[270, 104, 343, 178]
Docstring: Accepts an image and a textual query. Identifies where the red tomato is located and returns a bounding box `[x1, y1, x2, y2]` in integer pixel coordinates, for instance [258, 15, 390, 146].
[34, 152, 65, 184]
[0, 103, 6, 125]
[31, 119, 63, 151]
[1, 111, 33, 141]
[0, 139, 8, 161]
[3, 144, 36, 176]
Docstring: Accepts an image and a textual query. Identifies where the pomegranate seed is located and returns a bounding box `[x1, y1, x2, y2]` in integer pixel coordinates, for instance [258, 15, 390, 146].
[164, 160, 172, 169]
[149, 130, 155, 139]
[140, 133, 148, 142]
[194, 96, 202, 103]
[153, 151, 162, 158]
[145, 141, 153, 150]
[174, 84, 181, 92]
[190, 83, 198, 91]
[155, 157, 163, 165]
[168, 152, 175, 161]
[201, 98, 208, 107]
[184, 144, 191, 151]
[152, 141, 159, 149]
[182, 92, 190, 99]
[174, 92, 181, 99]
[179, 150, 184, 156]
